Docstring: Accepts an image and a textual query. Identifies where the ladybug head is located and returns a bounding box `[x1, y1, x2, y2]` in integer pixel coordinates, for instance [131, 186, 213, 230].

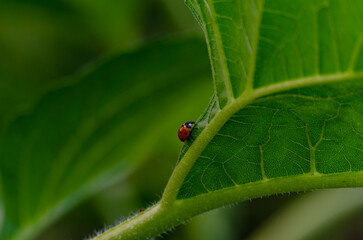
[184, 120, 195, 129]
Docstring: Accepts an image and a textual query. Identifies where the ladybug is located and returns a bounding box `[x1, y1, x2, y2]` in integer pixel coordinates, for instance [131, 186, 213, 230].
[178, 120, 195, 142]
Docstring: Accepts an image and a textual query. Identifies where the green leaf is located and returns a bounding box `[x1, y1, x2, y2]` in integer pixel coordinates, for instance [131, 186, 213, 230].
[176, 0, 363, 199]
[94, 0, 363, 239]
[0, 36, 212, 240]
[178, 80, 363, 199]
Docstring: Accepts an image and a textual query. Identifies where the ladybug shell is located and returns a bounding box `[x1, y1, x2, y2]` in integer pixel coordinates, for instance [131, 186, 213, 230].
[178, 125, 190, 142]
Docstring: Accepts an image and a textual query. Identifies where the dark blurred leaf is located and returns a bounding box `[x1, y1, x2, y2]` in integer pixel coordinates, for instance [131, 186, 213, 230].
[0, 0, 146, 97]
[161, 0, 201, 31]
[248, 189, 363, 240]
[0, 2, 101, 80]
[64, 0, 145, 51]
[0, 35, 212, 240]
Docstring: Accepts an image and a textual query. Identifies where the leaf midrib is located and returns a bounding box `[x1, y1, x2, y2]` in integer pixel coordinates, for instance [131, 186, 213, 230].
[246, 0, 265, 91]
[162, 70, 363, 204]
[201, 0, 266, 99]
[204, 0, 234, 100]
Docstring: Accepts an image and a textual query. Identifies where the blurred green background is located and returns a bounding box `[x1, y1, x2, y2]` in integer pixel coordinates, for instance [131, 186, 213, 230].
[1, 1, 363, 239]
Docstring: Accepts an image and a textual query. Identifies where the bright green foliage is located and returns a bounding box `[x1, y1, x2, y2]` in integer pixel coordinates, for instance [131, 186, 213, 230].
[186, 0, 363, 102]
[253, 0, 363, 87]
[179, 81, 363, 198]
[177, 0, 363, 199]
[0, 37, 212, 240]
[186, 0, 262, 106]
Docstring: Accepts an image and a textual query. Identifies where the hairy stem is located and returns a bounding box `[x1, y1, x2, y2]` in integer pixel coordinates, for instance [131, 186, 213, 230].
[94, 171, 363, 239]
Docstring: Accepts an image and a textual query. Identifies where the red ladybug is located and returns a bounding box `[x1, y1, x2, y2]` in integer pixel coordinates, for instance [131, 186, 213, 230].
[178, 120, 195, 142]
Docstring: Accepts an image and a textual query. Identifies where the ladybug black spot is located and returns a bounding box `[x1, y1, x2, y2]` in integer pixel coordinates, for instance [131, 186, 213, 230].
[179, 131, 182, 133]
[185, 133, 187, 135]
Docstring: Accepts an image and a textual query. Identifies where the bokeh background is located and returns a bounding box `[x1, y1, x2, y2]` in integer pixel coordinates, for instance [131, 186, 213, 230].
[1, 1, 363, 239]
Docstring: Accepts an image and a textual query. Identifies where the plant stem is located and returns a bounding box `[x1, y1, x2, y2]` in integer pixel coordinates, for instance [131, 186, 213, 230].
[94, 171, 363, 239]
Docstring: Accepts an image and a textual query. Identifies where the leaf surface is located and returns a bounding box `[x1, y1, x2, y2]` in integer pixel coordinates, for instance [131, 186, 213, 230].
[178, 0, 363, 199]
